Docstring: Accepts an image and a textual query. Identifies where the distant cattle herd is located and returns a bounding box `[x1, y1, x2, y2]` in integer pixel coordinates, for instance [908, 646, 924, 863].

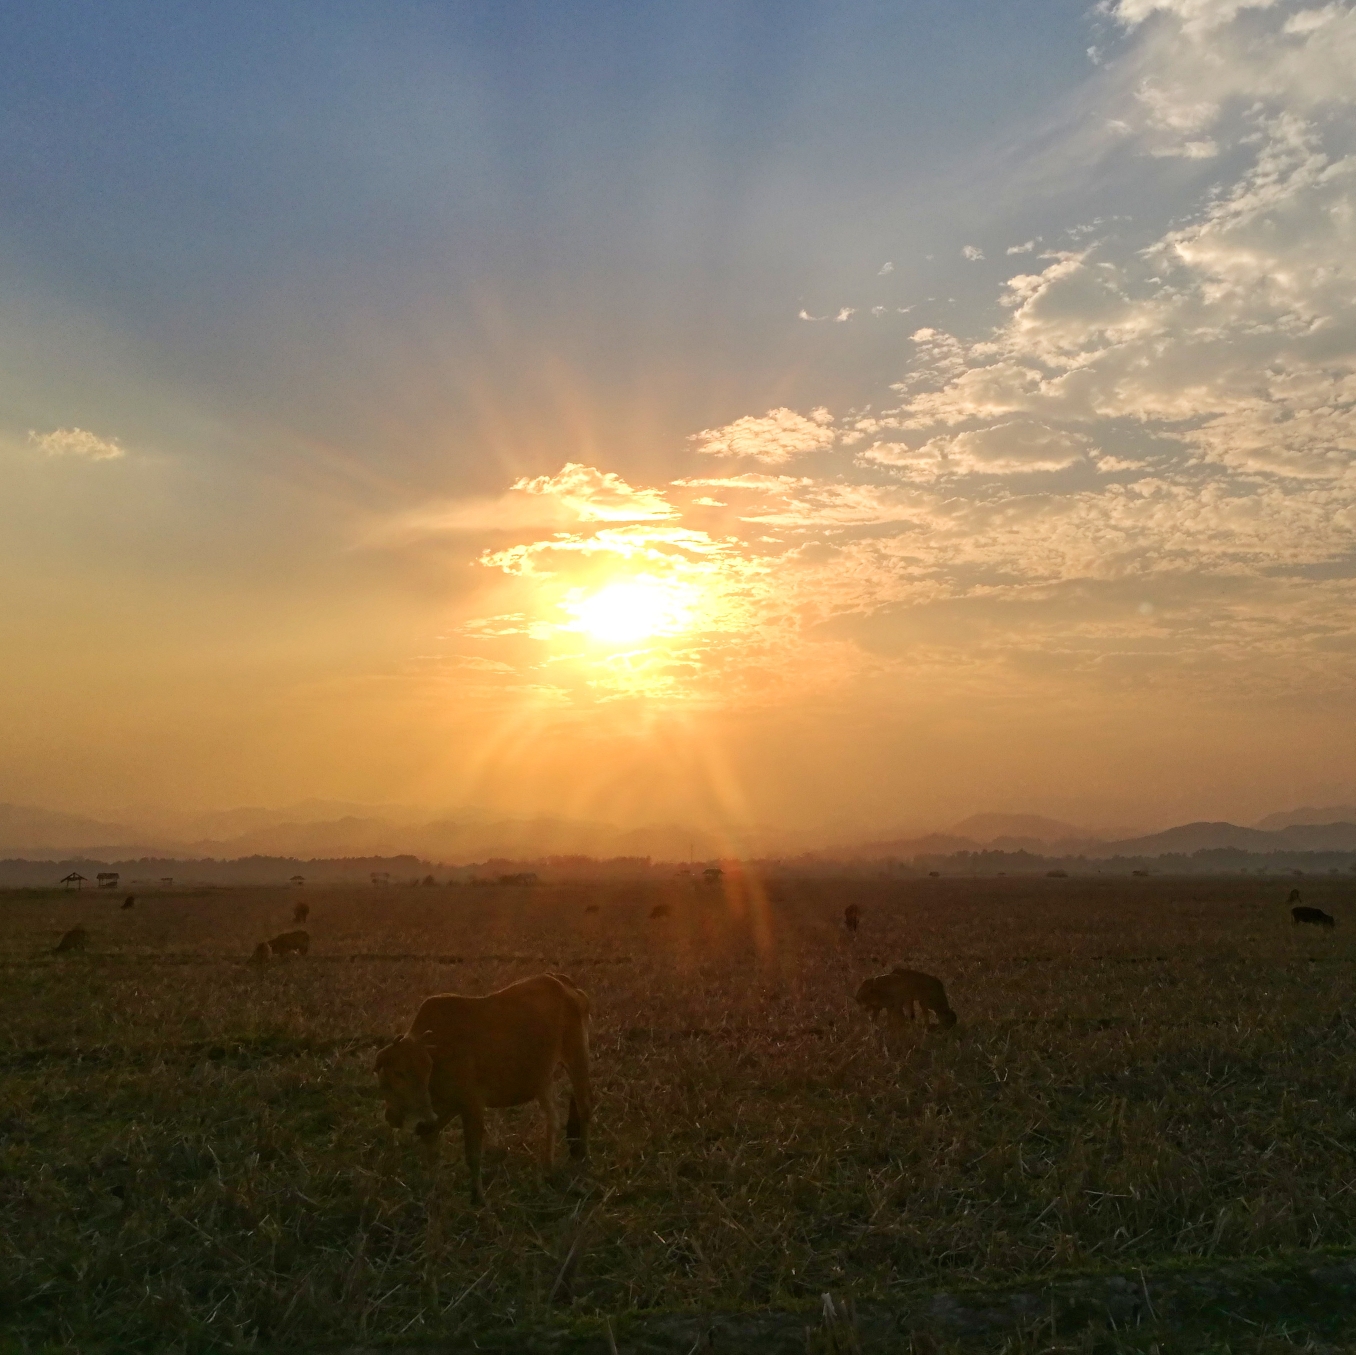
[43, 881, 1345, 1202]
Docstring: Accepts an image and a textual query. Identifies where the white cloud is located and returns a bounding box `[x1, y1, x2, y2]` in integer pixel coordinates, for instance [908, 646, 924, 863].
[512, 463, 678, 521]
[370, 463, 677, 543]
[961, 245, 986, 261]
[879, 261, 895, 274]
[1006, 239, 1039, 255]
[690, 407, 837, 464]
[1110, 0, 1280, 36]
[28, 427, 124, 461]
[864, 422, 1090, 476]
[834, 307, 856, 322]
[1150, 138, 1219, 157]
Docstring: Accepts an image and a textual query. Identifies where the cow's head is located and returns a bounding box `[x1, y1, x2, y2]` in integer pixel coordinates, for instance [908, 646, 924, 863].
[374, 1033, 438, 1132]
[854, 977, 883, 1013]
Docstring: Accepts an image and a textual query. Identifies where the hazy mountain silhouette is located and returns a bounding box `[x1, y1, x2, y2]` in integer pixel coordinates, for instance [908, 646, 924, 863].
[1254, 805, 1356, 831]
[0, 803, 139, 850]
[4, 799, 1356, 864]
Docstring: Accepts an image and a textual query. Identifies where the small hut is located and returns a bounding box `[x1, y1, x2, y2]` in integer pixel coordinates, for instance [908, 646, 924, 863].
[60, 872, 88, 890]
[290, 875, 305, 887]
[96, 871, 120, 889]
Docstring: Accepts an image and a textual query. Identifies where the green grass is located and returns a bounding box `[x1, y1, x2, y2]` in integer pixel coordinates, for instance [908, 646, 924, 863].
[3, 875, 1356, 1350]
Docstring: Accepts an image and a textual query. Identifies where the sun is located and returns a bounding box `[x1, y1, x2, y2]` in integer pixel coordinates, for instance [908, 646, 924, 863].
[565, 576, 694, 645]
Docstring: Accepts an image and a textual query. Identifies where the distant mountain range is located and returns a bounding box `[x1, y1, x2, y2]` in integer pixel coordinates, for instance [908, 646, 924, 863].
[3, 800, 1356, 865]
[844, 819, 1356, 861]
[0, 801, 801, 864]
[1254, 805, 1356, 831]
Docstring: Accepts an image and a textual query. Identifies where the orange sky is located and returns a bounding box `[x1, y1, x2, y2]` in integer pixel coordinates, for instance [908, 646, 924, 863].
[3, 1, 1356, 835]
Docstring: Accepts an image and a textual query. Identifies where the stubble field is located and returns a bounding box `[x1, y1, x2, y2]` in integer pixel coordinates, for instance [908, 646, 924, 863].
[3, 873, 1356, 1352]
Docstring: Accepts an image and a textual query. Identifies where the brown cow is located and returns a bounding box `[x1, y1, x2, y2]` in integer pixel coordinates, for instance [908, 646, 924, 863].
[293, 901, 309, 923]
[121, 895, 135, 910]
[856, 967, 957, 1029]
[55, 926, 88, 954]
[268, 930, 309, 956]
[248, 941, 271, 964]
[374, 972, 593, 1203]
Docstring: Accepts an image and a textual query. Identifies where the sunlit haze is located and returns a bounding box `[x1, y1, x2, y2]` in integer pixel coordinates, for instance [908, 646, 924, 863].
[3, 0, 1356, 841]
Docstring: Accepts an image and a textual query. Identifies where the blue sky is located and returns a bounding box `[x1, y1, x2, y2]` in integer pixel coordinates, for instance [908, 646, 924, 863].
[3, 0, 1355, 834]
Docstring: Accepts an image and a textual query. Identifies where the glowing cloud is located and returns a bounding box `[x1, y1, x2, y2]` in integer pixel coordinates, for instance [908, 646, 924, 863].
[28, 427, 124, 461]
[690, 407, 836, 464]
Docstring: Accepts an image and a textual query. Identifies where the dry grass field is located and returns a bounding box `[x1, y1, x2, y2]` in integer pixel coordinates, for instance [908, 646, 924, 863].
[4, 873, 1356, 1352]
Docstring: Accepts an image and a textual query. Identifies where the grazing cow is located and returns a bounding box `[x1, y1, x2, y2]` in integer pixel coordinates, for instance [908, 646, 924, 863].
[267, 930, 310, 956]
[55, 926, 88, 954]
[1292, 906, 1335, 929]
[248, 941, 271, 964]
[649, 903, 671, 919]
[844, 903, 861, 935]
[121, 895, 135, 910]
[293, 901, 309, 924]
[374, 972, 592, 1203]
[1289, 888, 1303, 904]
[856, 967, 957, 1029]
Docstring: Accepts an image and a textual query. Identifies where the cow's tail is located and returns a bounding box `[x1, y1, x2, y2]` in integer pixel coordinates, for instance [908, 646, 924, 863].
[548, 972, 591, 1052]
[549, 973, 592, 1160]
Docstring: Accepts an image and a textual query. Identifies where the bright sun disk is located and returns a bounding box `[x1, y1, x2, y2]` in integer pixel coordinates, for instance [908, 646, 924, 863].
[566, 577, 693, 644]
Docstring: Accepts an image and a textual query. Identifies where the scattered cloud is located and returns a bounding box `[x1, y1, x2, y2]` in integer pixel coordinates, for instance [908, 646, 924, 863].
[369, 463, 677, 544]
[1110, 0, 1282, 37]
[864, 422, 1091, 476]
[512, 463, 678, 521]
[878, 261, 895, 274]
[28, 427, 124, 460]
[445, 0, 1356, 712]
[690, 408, 837, 464]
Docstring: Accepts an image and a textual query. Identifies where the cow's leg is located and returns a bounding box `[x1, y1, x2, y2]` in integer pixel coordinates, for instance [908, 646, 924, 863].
[563, 1030, 593, 1161]
[564, 1073, 592, 1162]
[461, 1105, 487, 1204]
[537, 1086, 560, 1175]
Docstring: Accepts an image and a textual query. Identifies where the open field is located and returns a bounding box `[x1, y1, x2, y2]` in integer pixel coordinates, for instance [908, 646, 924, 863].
[4, 874, 1356, 1352]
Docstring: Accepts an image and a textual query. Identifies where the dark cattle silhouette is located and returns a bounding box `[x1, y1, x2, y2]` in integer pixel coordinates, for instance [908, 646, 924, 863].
[121, 895, 135, 910]
[248, 941, 271, 964]
[1292, 906, 1335, 928]
[844, 903, 861, 934]
[1289, 888, 1303, 904]
[55, 926, 88, 954]
[374, 973, 592, 1203]
[267, 930, 310, 956]
[649, 903, 671, 919]
[293, 901, 309, 923]
[856, 967, 957, 1029]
